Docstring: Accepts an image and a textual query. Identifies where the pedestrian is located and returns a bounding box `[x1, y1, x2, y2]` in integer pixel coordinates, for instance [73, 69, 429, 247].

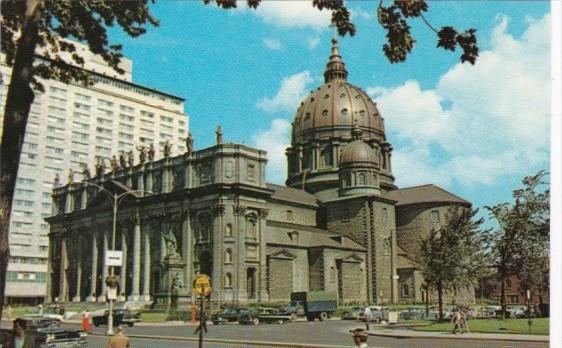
[363, 306, 373, 331]
[106, 325, 130, 348]
[13, 318, 26, 348]
[6, 304, 14, 320]
[350, 328, 369, 348]
[451, 308, 462, 334]
[460, 308, 470, 334]
[81, 307, 92, 333]
[37, 303, 43, 316]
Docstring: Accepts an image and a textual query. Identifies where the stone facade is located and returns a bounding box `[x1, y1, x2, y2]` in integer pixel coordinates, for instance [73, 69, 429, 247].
[46, 39, 475, 306]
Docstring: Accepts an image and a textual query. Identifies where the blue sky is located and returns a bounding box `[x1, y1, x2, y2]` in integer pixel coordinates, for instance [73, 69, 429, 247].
[110, 1, 551, 216]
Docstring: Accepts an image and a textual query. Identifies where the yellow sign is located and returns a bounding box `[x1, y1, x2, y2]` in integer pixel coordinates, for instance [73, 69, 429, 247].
[193, 274, 213, 296]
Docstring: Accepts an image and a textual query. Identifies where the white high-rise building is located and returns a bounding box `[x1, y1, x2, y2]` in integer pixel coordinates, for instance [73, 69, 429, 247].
[0, 46, 189, 304]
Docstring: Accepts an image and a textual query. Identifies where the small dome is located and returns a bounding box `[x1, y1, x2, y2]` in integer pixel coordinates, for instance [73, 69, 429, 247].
[340, 140, 378, 166]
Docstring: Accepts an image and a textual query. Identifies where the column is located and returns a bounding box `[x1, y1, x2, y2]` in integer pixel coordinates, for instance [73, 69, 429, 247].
[59, 236, 68, 302]
[182, 211, 192, 296]
[99, 230, 108, 302]
[258, 209, 269, 302]
[212, 203, 225, 301]
[129, 211, 141, 301]
[119, 228, 128, 301]
[46, 234, 54, 302]
[87, 231, 98, 302]
[234, 206, 246, 303]
[73, 234, 82, 302]
[141, 227, 151, 302]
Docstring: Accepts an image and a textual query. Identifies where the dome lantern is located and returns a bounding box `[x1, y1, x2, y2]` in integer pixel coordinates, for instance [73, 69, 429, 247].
[324, 38, 348, 83]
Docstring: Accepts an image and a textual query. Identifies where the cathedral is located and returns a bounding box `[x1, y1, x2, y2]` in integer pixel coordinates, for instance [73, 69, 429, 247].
[46, 39, 474, 306]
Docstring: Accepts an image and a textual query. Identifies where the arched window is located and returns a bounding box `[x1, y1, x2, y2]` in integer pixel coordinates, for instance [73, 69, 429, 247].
[224, 249, 233, 264]
[224, 273, 232, 288]
[286, 210, 293, 221]
[321, 147, 332, 167]
[198, 214, 211, 241]
[225, 223, 233, 237]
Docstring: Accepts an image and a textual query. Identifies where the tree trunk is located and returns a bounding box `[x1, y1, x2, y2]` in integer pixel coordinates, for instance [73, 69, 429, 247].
[0, 0, 43, 321]
[437, 280, 444, 321]
[425, 285, 429, 318]
[500, 270, 506, 320]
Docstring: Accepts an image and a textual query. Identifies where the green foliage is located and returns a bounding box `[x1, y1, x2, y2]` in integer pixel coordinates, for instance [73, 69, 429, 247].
[203, 0, 478, 64]
[1, 0, 159, 92]
[166, 310, 190, 322]
[486, 171, 550, 303]
[414, 318, 549, 335]
[418, 207, 491, 317]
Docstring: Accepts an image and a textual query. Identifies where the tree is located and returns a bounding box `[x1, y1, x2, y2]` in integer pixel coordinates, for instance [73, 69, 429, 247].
[205, 0, 479, 64]
[0, 0, 158, 320]
[486, 171, 549, 319]
[418, 207, 490, 320]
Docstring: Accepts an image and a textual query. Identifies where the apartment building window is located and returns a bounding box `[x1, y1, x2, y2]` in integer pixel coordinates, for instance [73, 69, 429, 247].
[98, 99, 114, 107]
[42, 192, 51, 199]
[120, 105, 135, 113]
[74, 102, 90, 111]
[16, 178, 36, 185]
[72, 131, 90, 141]
[13, 211, 34, 218]
[118, 141, 133, 149]
[140, 110, 153, 118]
[24, 143, 38, 151]
[48, 115, 66, 124]
[160, 133, 172, 140]
[71, 151, 88, 160]
[119, 123, 134, 131]
[95, 146, 111, 156]
[139, 137, 153, 144]
[161, 124, 173, 131]
[22, 153, 37, 161]
[95, 136, 112, 145]
[72, 121, 89, 130]
[96, 126, 112, 135]
[178, 128, 186, 134]
[48, 105, 66, 114]
[97, 108, 113, 117]
[178, 120, 186, 127]
[15, 189, 34, 196]
[46, 136, 64, 145]
[49, 95, 67, 104]
[73, 111, 90, 120]
[20, 163, 37, 169]
[45, 156, 64, 164]
[96, 117, 112, 125]
[119, 114, 134, 122]
[75, 93, 91, 102]
[15, 200, 34, 207]
[49, 86, 67, 95]
[118, 132, 133, 140]
[42, 202, 51, 209]
[45, 166, 62, 174]
[160, 115, 173, 123]
[140, 119, 152, 127]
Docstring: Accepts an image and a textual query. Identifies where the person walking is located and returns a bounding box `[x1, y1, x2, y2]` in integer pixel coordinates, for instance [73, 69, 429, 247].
[106, 326, 130, 348]
[6, 304, 14, 320]
[81, 307, 92, 333]
[194, 309, 208, 334]
[363, 306, 373, 331]
[451, 308, 462, 334]
[460, 308, 470, 334]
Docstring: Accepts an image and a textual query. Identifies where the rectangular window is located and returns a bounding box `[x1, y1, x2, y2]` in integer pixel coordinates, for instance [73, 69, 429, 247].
[120, 105, 135, 113]
[75, 93, 91, 102]
[119, 114, 134, 122]
[160, 115, 173, 123]
[74, 102, 91, 111]
[140, 110, 153, 118]
[118, 132, 133, 140]
[98, 99, 114, 108]
[49, 86, 67, 95]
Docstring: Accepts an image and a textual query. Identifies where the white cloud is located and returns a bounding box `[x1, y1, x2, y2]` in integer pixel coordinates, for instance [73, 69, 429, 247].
[306, 36, 321, 49]
[253, 1, 331, 30]
[263, 37, 282, 50]
[369, 14, 550, 188]
[252, 118, 292, 184]
[349, 7, 372, 21]
[256, 71, 314, 112]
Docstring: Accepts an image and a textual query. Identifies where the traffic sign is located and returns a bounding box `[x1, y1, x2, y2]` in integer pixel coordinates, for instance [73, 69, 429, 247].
[192, 274, 212, 296]
[105, 250, 123, 266]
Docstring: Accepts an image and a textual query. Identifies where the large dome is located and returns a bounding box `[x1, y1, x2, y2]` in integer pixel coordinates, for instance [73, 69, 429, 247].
[285, 38, 395, 199]
[292, 39, 385, 144]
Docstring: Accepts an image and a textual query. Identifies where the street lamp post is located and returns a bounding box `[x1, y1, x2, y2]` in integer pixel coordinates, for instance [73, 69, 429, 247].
[81, 181, 150, 335]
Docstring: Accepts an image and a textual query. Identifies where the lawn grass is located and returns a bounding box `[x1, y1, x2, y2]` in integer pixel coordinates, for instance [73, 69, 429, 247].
[139, 311, 168, 323]
[413, 318, 549, 335]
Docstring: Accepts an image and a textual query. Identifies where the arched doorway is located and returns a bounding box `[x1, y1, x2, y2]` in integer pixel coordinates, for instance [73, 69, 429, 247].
[199, 250, 213, 277]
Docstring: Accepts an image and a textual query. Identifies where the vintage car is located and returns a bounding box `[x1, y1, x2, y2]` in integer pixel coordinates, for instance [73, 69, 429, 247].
[278, 301, 305, 319]
[211, 307, 249, 325]
[357, 306, 389, 323]
[239, 307, 293, 325]
[0, 317, 87, 348]
[341, 307, 363, 320]
[91, 309, 140, 327]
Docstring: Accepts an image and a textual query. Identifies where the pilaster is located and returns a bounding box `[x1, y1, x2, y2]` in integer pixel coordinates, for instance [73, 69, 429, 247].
[129, 210, 142, 301]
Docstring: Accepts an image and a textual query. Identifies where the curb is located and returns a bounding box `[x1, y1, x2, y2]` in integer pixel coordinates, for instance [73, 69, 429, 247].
[369, 330, 549, 343]
[90, 332, 347, 348]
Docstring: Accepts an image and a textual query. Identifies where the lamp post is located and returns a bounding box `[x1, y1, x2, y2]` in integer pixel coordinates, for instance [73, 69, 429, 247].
[527, 289, 532, 334]
[81, 181, 150, 335]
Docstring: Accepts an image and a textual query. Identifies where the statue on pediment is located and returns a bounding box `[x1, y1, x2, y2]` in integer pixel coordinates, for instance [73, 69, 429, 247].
[80, 162, 91, 180]
[147, 143, 155, 161]
[136, 145, 146, 164]
[185, 132, 194, 155]
[95, 157, 106, 176]
[119, 151, 127, 168]
[163, 140, 172, 158]
[127, 150, 134, 167]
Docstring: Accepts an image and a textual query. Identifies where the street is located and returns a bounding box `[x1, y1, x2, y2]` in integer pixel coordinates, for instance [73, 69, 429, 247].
[68, 321, 548, 348]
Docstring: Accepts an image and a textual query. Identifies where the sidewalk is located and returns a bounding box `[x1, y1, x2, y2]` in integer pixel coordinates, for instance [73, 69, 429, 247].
[369, 328, 549, 342]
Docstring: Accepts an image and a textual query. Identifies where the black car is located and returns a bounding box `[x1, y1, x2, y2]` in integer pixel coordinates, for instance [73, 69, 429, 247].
[92, 309, 140, 327]
[0, 317, 87, 348]
[211, 307, 249, 325]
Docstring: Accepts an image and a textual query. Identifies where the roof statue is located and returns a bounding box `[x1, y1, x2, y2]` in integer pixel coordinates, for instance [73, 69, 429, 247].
[136, 145, 146, 164]
[147, 143, 155, 161]
[216, 125, 223, 145]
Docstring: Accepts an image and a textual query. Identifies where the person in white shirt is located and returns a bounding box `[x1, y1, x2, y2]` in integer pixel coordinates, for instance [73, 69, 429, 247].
[363, 306, 373, 330]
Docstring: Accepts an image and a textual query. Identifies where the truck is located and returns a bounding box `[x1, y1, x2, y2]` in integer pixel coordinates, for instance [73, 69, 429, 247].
[291, 291, 337, 321]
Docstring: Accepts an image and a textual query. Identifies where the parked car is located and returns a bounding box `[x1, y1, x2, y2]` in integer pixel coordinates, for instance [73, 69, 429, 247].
[211, 307, 249, 325]
[341, 307, 363, 320]
[357, 306, 389, 323]
[399, 308, 426, 320]
[291, 291, 337, 321]
[238, 307, 293, 325]
[0, 317, 87, 348]
[91, 309, 140, 327]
